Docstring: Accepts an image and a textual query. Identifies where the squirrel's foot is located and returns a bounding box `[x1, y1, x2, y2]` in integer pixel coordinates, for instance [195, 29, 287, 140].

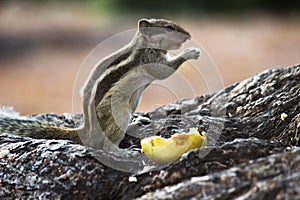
[181, 47, 201, 60]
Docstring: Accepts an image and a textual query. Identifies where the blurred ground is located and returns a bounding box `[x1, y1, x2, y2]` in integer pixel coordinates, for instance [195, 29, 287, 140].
[0, 2, 299, 115]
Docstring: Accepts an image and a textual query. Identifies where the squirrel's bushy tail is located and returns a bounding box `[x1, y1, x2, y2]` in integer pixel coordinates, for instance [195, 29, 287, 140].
[0, 107, 81, 144]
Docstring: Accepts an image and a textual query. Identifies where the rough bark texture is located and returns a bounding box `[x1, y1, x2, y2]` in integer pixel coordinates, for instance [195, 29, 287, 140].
[0, 65, 299, 199]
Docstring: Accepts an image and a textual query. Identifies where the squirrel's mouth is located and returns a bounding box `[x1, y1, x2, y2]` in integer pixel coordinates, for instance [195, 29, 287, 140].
[181, 37, 190, 46]
[173, 42, 183, 49]
[171, 36, 190, 49]
[187, 34, 191, 40]
[183, 34, 191, 43]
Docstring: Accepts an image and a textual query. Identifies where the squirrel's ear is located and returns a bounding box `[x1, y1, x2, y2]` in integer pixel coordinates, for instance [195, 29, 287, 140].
[138, 19, 151, 28]
[138, 19, 152, 34]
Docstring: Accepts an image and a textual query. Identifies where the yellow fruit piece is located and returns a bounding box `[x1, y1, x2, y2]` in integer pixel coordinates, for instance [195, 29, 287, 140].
[141, 128, 207, 164]
[281, 113, 288, 121]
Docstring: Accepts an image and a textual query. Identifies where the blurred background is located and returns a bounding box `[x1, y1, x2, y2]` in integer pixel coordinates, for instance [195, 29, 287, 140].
[0, 0, 299, 115]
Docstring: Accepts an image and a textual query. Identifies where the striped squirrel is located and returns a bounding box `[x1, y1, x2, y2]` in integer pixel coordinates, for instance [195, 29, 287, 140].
[0, 18, 200, 154]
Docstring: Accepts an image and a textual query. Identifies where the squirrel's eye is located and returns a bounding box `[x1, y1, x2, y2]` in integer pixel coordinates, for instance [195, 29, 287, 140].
[165, 26, 175, 32]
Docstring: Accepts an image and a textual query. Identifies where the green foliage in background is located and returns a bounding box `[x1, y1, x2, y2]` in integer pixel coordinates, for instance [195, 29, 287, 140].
[4, 0, 299, 16]
[88, 0, 300, 15]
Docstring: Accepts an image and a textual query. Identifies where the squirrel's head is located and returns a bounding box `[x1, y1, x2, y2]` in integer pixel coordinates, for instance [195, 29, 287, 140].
[137, 18, 191, 50]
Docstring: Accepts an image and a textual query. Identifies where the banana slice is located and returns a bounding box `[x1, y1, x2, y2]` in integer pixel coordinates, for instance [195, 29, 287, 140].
[141, 128, 207, 164]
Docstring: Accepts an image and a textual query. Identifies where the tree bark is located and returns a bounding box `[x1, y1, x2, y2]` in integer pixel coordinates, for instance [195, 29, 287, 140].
[0, 65, 299, 199]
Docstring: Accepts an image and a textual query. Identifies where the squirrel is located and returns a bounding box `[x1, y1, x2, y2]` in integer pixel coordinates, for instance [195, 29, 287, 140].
[0, 18, 200, 153]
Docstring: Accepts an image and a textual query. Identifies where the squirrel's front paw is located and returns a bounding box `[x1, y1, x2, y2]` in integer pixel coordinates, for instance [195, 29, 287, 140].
[181, 47, 201, 60]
